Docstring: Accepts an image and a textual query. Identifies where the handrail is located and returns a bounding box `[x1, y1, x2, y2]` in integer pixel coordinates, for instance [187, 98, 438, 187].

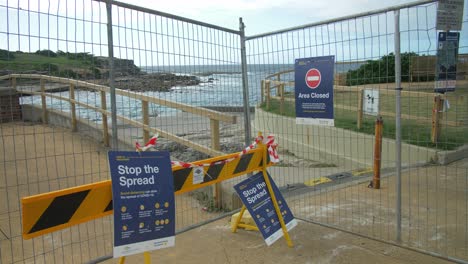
[4, 74, 236, 156]
[2, 74, 237, 124]
[260, 72, 464, 127]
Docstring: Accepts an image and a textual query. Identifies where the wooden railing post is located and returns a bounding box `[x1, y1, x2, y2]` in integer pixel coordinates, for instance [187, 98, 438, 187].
[142, 100, 149, 143]
[69, 84, 77, 132]
[210, 119, 220, 151]
[101, 91, 109, 147]
[357, 89, 364, 129]
[40, 79, 48, 124]
[431, 95, 444, 144]
[11, 77, 17, 91]
[260, 80, 265, 105]
[276, 76, 281, 96]
[280, 83, 285, 115]
[266, 80, 271, 110]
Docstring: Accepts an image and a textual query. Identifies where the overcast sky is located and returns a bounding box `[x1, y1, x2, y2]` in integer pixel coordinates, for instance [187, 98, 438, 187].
[118, 0, 422, 36]
[0, 0, 466, 65]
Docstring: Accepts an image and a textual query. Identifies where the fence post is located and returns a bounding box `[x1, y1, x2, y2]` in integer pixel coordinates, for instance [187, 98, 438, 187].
[142, 100, 149, 143]
[101, 91, 109, 147]
[357, 89, 364, 129]
[239, 17, 251, 146]
[40, 79, 48, 124]
[431, 95, 444, 144]
[106, 0, 118, 149]
[69, 84, 77, 132]
[394, 9, 402, 243]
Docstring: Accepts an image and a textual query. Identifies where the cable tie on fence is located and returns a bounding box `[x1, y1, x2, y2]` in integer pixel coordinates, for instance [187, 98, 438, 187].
[0, 228, 9, 240]
[134, 133, 280, 168]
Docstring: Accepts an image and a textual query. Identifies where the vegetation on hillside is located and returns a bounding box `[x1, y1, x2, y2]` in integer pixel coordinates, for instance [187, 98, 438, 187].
[345, 52, 435, 86]
[0, 49, 140, 79]
[0, 49, 201, 92]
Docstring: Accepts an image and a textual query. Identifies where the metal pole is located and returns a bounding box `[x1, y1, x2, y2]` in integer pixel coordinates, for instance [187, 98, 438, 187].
[239, 18, 252, 146]
[394, 9, 402, 243]
[106, 0, 118, 149]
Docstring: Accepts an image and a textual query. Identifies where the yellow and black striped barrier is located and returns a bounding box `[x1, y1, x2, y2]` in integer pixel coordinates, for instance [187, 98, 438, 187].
[22, 147, 272, 239]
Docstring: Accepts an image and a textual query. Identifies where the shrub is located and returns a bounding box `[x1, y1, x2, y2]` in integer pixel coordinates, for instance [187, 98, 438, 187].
[346, 52, 417, 86]
[0, 49, 15, 60]
[35, 49, 57, 57]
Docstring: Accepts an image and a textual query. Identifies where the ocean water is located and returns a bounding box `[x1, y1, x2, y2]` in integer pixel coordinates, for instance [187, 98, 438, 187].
[20, 63, 363, 122]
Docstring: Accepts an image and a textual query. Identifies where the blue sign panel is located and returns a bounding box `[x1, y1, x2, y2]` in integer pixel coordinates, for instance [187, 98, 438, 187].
[435, 32, 459, 93]
[234, 172, 297, 246]
[108, 151, 175, 257]
[295, 56, 335, 126]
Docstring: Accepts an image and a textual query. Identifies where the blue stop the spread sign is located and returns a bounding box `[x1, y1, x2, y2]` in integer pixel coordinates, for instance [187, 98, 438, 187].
[108, 151, 175, 258]
[234, 172, 297, 246]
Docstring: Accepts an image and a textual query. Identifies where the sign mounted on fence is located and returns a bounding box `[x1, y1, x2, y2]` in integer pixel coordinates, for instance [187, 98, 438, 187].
[295, 56, 335, 126]
[435, 32, 460, 93]
[363, 89, 379, 116]
[436, 0, 464, 31]
[234, 171, 297, 246]
[108, 151, 175, 258]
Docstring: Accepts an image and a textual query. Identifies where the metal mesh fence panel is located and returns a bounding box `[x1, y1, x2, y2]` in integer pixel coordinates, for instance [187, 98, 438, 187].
[106, 2, 247, 252]
[246, 0, 468, 262]
[1, 0, 468, 263]
[0, 0, 245, 263]
[1, 1, 115, 263]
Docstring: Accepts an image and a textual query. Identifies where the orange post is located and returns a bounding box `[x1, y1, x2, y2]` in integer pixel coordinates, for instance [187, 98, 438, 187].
[371, 116, 383, 189]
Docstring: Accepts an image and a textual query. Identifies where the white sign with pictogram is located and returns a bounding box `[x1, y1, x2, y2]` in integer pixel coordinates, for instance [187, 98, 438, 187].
[305, 68, 321, 89]
[363, 89, 379, 116]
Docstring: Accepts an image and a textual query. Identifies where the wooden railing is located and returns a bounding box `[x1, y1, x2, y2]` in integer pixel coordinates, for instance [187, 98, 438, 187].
[1, 74, 237, 157]
[260, 71, 465, 129]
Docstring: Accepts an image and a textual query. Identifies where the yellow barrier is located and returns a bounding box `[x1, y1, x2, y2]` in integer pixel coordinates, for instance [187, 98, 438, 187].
[21, 133, 294, 262]
[22, 145, 271, 239]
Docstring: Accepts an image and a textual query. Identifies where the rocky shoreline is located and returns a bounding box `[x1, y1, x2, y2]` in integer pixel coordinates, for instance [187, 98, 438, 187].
[0, 52, 205, 92]
[111, 72, 201, 92]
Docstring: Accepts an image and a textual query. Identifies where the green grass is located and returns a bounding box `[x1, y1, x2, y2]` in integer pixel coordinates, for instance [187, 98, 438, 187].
[334, 88, 468, 124]
[261, 95, 468, 150]
[0, 51, 99, 78]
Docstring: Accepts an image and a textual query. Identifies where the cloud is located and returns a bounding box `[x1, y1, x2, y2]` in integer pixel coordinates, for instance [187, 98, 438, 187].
[120, 0, 417, 34]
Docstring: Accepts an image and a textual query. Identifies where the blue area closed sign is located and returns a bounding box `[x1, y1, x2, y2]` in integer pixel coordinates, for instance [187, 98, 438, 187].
[295, 56, 335, 126]
[108, 151, 175, 258]
[234, 172, 297, 246]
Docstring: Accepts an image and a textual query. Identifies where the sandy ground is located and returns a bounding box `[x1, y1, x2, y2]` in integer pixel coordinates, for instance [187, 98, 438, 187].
[1, 122, 466, 263]
[103, 217, 453, 264]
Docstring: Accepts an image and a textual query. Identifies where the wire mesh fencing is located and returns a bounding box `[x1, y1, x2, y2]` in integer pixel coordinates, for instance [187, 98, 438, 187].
[1, 0, 468, 263]
[1, 1, 115, 263]
[246, 0, 468, 262]
[1, 0, 247, 263]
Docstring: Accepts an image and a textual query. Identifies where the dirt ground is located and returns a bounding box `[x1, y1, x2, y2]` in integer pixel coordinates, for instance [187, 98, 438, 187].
[105, 217, 452, 264]
[0, 122, 465, 264]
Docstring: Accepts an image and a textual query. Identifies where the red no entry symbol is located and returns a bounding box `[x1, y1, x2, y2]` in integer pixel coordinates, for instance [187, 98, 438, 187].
[305, 68, 321, 89]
